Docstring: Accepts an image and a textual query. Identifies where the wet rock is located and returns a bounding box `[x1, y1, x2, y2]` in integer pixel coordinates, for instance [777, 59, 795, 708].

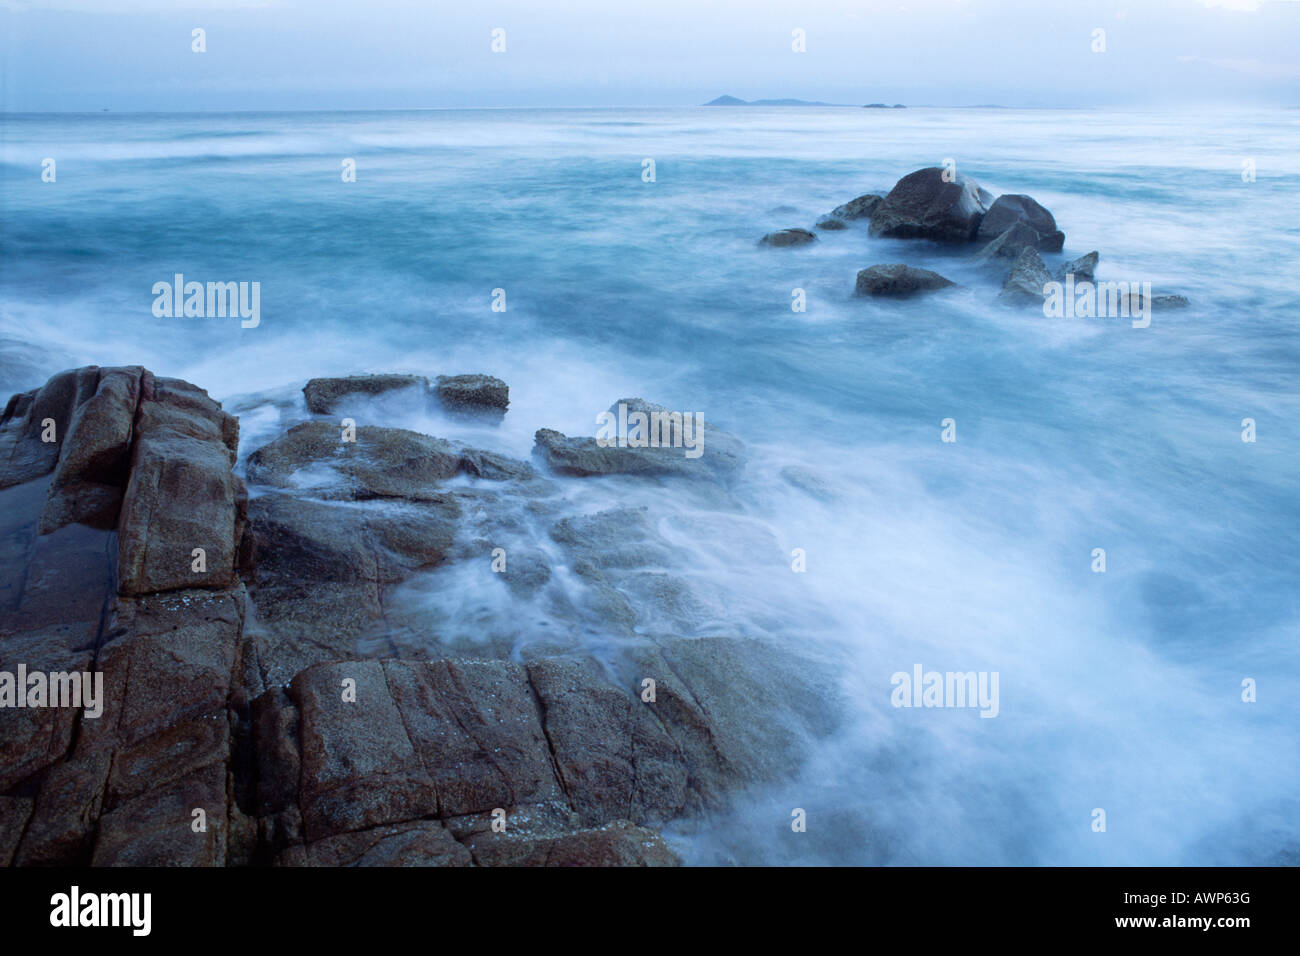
[458, 447, 535, 481]
[0, 366, 104, 491]
[277, 820, 471, 867]
[976, 194, 1064, 252]
[868, 167, 992, 243]
[622, 636, 844, 807]
[245, 493, 459, 684]
[1, 366, 249, 867]
[435, 374, 509, 419]
[971, 221, 1042, 265]
[831, 193, 884, 221]
[533, 399, 744, 482]
[526, 657, 688, 825]
[461, 820, 679, 867]
[248, 635, 837, 860]
[245, 421, 531, 500]
[855, 264, 956, 298]
[117, 373, 247, 595]
[999, 247, 1054, 305]
[302, 374, 429, 415]
[39, 367, 141, 533]
[2, 365, 840, 868]
[815, 217, 847, 231]
[257, 659, 566, 842]
[759, 228, 817, 247]
[91, 764, 229, 866]
[0, 798, 33, 866]
[496, 548, 552, 598]
[1055, 251, 1099, 283]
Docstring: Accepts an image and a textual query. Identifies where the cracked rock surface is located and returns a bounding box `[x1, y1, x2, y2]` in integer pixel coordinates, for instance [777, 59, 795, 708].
[1, 366, 842, 866]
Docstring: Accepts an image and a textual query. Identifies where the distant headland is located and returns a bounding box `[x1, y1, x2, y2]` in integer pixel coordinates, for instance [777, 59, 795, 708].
[703, 95, 906, 108]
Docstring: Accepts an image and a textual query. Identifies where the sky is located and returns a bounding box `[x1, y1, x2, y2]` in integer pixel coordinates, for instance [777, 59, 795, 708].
[2, 0, 1298, 111]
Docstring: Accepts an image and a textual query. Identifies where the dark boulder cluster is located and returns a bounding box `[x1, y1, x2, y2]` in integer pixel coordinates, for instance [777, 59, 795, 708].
[1, 364, 834, 867]
[762, 165, 1192, 310]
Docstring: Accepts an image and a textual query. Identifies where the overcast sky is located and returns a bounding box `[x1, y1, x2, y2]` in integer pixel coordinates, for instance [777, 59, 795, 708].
[3, 0, 1298, 111]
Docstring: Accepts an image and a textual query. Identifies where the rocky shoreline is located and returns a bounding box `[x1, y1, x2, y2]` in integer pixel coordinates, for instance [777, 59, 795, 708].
[1, 366, 841, 866]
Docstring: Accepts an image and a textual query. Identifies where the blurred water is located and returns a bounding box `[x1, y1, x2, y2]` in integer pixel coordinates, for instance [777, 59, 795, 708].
[1, 107, 1297, 864]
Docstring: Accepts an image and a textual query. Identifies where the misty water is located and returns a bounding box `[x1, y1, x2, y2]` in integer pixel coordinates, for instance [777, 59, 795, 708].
[2, 106, 1297, 864]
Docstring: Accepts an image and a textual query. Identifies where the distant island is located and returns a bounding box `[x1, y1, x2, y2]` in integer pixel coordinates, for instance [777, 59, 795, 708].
[703, 95, 904, 108]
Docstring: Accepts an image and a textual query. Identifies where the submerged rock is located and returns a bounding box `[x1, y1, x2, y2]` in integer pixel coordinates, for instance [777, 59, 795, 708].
[1123, 292, 1192, 312]
[815, 217, 847, 231]
[976, 194, 1064, 252]
[868, 167, 992, 243]
[855, 263, 956, 298]
[759, 228, 817, 247]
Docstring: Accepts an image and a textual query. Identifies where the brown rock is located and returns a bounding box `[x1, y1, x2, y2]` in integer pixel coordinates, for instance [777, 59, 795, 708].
[302, 374, 429, 415]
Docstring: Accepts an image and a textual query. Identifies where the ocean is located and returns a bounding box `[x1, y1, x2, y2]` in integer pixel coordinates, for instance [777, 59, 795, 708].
[2, 106, 1297, 865]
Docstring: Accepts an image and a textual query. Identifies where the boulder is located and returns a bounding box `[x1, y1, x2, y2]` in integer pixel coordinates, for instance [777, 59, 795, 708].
[815, 217, 847, 231]
[831, 193, 884, 221]
[868, 168, 992, 243]
[855, 264, 956, 298]
[759, 228, 817, 247]
[302, 374, 428, 415]
[976, 194, 1064, 252]
[971, 221, 1042, 265]
[999, 247, 1054, 305]
[1055, 251, 1099, 283]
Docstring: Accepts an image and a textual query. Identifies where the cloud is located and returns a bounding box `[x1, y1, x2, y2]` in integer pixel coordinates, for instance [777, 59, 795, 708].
[1177, 53, 1300, 76]
[1194, 0, 1299, 11]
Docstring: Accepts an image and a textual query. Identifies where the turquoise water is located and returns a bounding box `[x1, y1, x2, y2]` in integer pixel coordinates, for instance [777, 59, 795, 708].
[2, 107, 1298, 864]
